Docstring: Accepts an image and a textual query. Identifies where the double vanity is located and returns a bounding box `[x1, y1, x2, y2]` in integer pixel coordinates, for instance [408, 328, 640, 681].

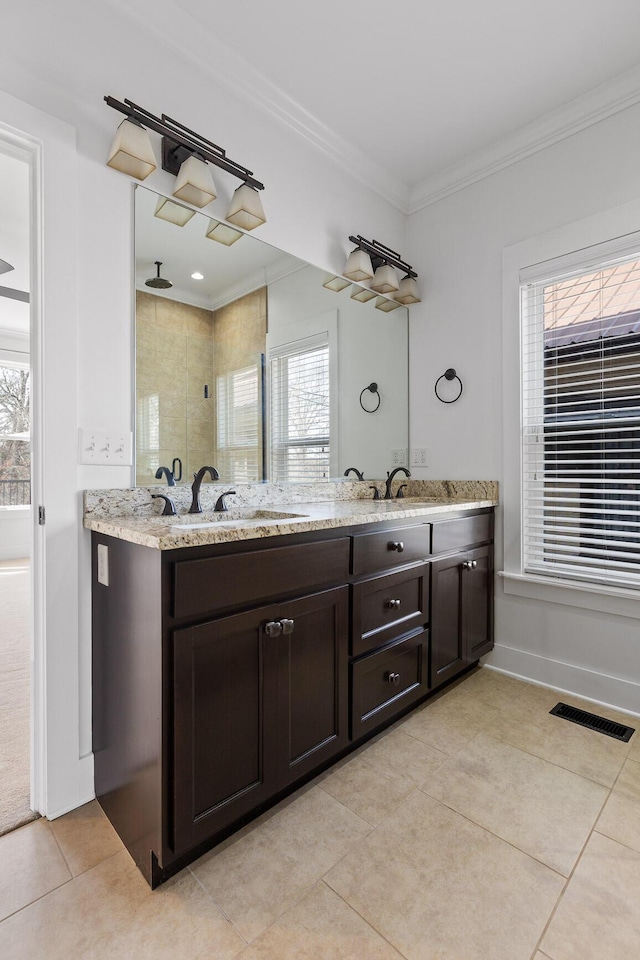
[86, 480, 497, 887]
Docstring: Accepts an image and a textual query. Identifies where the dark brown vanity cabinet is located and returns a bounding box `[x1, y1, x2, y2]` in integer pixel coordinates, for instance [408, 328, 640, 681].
[172, 586, 348, 853]
[430, 515, 494, 688]
[91, 506, 494, 887]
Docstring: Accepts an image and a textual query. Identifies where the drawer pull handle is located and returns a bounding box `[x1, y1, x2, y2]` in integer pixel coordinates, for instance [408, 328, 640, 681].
[462, 559, 478, 570]
[280, 618, 295, 635]
[388, 541, 405, 553]
[387, 672, 401, 686]
[386, 598, 402, 609]
[265, 621, 282, 637]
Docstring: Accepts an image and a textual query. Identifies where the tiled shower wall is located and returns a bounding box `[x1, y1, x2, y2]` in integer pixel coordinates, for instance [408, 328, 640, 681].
[135, 288, 267, 486]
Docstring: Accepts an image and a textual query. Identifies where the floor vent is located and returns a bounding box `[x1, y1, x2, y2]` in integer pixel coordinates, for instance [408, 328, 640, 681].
[550, 702, 635, 742]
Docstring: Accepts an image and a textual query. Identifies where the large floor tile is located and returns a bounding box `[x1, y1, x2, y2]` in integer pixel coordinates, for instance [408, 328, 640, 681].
[596, 757, 640, 853]
[236, 881, 404, 960]
[325, 790, 564, 960]
[191, 785, 371, 942]
[0, 819, 71, 921]
[629, 734, 640, 762]
[49, 800, 123, 877]
[423, 732, 608, 875]
[482, 685, 631, 786]
[0, 851, 244, 960]
[319, 728, 447, 825]
[398, 689, 502, 756]
[446, 666, 531, 710]
[541, 832, 640, 960]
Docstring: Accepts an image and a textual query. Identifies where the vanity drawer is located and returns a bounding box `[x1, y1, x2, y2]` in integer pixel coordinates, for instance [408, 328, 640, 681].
[172, 537, 350, 619]
[351, 628, 429, 738]
[352, 564, 428, 657]
[431, 512, 492, 555]
[351, 524, 430, 577]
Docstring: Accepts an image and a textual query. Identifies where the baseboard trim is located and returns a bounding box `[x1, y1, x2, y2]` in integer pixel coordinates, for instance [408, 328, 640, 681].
[484, 644, 640, 718]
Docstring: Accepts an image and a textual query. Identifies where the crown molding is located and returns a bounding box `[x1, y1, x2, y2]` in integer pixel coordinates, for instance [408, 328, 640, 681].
[104, 0, 411, 213]
[409, 64, 640, 213]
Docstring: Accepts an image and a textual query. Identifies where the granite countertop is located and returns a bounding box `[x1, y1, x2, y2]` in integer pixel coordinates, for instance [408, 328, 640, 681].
[83, 496, 498, 551]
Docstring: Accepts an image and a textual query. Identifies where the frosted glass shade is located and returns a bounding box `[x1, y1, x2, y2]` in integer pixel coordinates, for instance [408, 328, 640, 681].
[394, 275, 422, 304]
[154, 196, 196, 226]
[172, 155, 217, 208]
[226, 184, 266, 231]
[322, 275, 350, 292]
[350, 285, 377, 303]
[343, 248, 374, 282]
[375, 296, 401, 312]
[107, 119, 157, 180]
[205, 220, 243, 246]
[370, 264, 399, 294]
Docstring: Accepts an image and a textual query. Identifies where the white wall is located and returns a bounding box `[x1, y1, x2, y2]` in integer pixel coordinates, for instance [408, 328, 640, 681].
[0, 1, 407, 809]
[408, 101, 640, 712]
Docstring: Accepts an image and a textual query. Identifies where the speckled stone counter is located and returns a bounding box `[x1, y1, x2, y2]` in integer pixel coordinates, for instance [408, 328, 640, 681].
[83, 480, 498, 550]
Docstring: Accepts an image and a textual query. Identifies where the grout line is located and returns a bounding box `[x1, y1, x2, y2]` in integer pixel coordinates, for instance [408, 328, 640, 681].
[319, 879, 411, 959]
[187, 866, 249, 945]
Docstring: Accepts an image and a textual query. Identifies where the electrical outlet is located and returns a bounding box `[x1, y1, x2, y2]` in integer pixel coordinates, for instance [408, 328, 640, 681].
[411, 447, 429, 467]
[97, 544, 109, 586]
[391, 448, 407, 466]
[79, 429, 133, 465]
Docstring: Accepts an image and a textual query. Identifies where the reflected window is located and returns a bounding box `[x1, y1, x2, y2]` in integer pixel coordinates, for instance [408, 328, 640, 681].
[217, 363, 260, 482]
[269, 333, 330, 482]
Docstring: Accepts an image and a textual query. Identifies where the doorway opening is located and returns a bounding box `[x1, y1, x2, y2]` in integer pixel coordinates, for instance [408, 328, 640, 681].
[0, 142, 37, 835]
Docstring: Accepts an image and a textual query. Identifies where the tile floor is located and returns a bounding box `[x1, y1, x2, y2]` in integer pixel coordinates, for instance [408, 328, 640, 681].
[1, 667, 639, 959]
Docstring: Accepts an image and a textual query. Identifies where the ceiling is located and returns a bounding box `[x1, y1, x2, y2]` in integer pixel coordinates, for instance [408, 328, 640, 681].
[0, 149, 29, 340]
[113, 0, 640, 210]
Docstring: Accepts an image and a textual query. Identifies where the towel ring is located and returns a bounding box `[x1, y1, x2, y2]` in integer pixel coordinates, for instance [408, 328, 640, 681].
[359, 382, 381, 413]
[434, 368, 463, 403]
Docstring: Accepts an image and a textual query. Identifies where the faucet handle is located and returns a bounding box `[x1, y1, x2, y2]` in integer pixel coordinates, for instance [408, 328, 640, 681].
[151, 493, 177, 516]
[396, 484, 408, 499]
[369, 485, 381, 501]
[214, 490, 236, 512]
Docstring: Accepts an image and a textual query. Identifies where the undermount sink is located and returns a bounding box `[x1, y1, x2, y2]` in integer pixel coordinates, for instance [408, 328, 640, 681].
[170, 509, 309, 531]
[370, 498, 441, 507]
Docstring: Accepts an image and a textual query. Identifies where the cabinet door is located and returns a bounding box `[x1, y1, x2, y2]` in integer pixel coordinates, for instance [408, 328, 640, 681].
[172, 606, 279, 854]
[430, 553, 465, 687]
[464, 544, 493, 661]
[276, 587, 349, 788]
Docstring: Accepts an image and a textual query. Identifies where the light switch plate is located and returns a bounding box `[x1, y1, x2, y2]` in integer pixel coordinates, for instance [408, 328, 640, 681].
[79, 428, 133, 465]
[411, 448, 429, 467]
[391, 448, 407, 466]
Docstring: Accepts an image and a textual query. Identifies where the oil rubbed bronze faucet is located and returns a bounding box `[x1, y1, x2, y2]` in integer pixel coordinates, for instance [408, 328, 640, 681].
[384, 467, 411, 499]
[189, 465, 220, 513]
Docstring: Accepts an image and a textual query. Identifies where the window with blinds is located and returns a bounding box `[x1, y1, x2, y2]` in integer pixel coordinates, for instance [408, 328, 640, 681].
[269, 333, 330, 482]
[216, 363, 261, 482]
[521, 251, 640, 589]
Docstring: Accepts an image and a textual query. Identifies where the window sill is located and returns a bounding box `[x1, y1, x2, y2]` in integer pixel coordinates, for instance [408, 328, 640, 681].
[499, 571, 640, 620]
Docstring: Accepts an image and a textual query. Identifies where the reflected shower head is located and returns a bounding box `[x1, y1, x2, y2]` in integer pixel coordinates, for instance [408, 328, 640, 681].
[145, 261, 172, 289]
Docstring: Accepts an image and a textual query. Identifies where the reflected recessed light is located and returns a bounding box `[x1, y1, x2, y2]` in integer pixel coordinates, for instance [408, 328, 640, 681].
[191, 272, 204, 280]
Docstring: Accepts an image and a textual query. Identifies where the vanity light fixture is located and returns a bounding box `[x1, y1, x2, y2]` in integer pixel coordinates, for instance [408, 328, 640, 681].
[105, 96, 266, 227]
[344, 236, 421, 303]
[153, 196, 196, 226]
[205, 219, 244, 246]
[350, 285, 377, 303]
[375, 296, 401, 313]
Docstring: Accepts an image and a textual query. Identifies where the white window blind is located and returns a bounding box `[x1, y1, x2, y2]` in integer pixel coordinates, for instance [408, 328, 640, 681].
[269, 333, 330, 482]
[521, 251, 640, 589]
[216, 363, 261, 482]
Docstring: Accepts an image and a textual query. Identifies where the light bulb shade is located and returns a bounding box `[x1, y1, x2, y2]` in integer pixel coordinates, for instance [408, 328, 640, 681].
[350, 285, 377, 303]
[322, 275, 351, 292]
[343, 248, 374, 282]
[172, 155, 217, 208]
[107, 119, 157, 180]
[154, 196, 196, 226]
[375, 296, 401, 313]
[370, 264, 399, 294]
[205, 219, 244, 246]
[394, 275, 421, 304]
[226, 183, 266, 231]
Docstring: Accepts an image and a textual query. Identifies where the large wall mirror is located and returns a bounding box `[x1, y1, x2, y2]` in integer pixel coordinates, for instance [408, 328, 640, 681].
[134, 185, 409, 485]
